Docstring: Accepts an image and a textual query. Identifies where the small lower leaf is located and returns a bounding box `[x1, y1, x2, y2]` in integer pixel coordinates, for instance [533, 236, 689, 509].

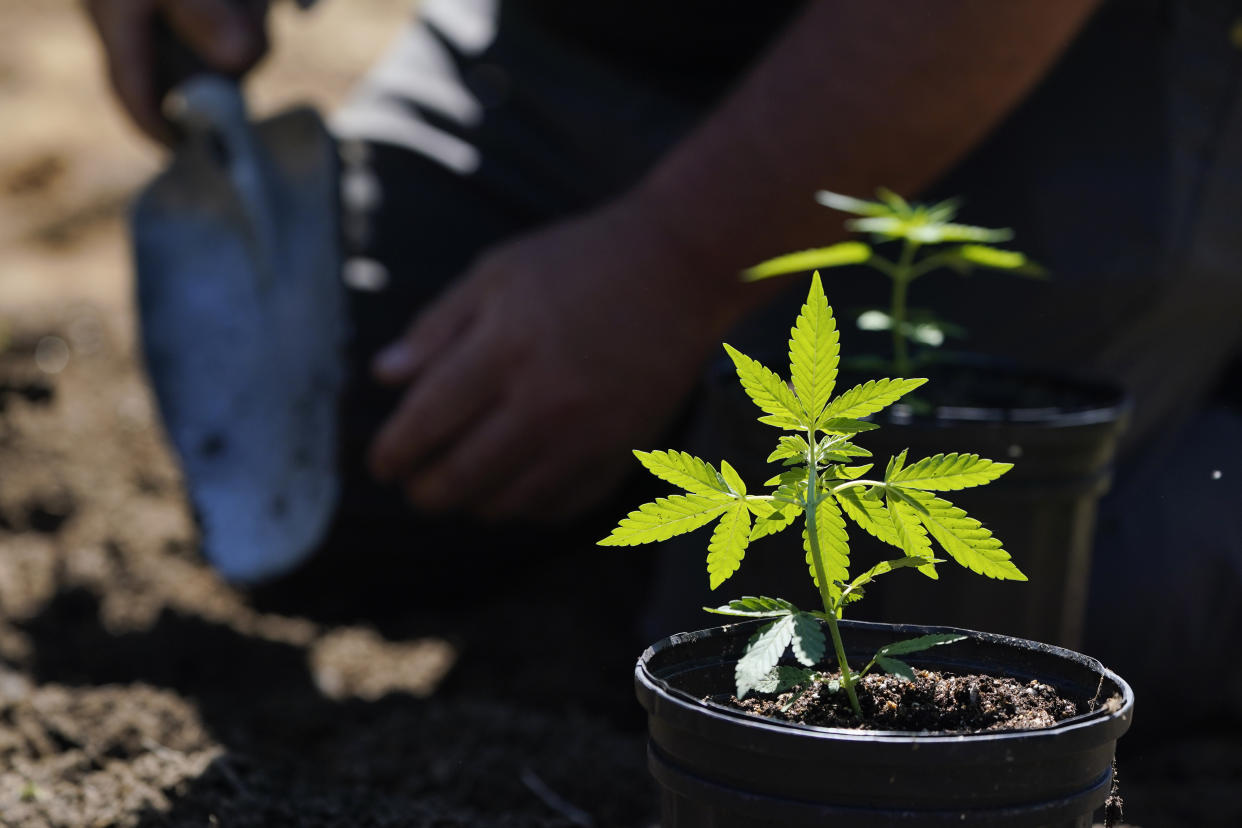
[878, 633, 966, 657]
[707, 503, 752, 590]
[705, 596, 797, 618]
[876, 656, 916, 682]
[736, 616, 797, 698]
[790, 613, 826, 667]
[753, 665, 816, 695]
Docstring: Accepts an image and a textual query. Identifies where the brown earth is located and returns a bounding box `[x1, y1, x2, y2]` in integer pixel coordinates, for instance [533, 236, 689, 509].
[730, 669, 1080, 733]
[0, 310, 656, 828]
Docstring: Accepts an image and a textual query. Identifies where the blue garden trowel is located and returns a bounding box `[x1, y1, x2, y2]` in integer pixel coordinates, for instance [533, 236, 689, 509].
[132, 76, 346, 584]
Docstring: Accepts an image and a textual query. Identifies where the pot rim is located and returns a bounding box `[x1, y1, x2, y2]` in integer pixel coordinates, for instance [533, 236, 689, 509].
[637, 617, 1134, 745]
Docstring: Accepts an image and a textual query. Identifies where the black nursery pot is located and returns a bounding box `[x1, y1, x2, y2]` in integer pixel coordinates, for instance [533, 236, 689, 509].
[636, 619, 1133, 828]
[852, 362, 1130, 649]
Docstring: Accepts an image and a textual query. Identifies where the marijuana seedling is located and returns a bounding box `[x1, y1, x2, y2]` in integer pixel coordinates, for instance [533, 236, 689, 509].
[600, 273, 1026, 717]
[744, 189, 1043, 377]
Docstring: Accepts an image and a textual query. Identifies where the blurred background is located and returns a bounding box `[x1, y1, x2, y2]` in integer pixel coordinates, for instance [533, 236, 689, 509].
[0, 3, 657, 827]
[0, 0, 406, 337]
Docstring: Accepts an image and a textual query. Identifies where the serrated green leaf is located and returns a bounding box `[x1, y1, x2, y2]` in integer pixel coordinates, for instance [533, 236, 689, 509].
[753, 665, 817, 695]
[836, 487, 900, 547]
[845, 556, 933, 596]
[901, 489, 1027, 581]
[804, 494, 849, 599]
[818, 418, 879, 435]
[824, 463, 874, 481]
[879, 633, 966, 657]
[876, 656, 916, 682]
[598, 494, 730, 546]
[719, 460, 747, 496]
[736, 616, 797, 698]
[884, 449, 910, 481]
[820, 378, 927, 421]
[742, 242, 871, 281]
[722, 343, 807, 430]
[790, 613, 826, 667]
[789, 273, 839, 421]
[763, 468, 805, 489]
[767, 435, 810, 463]
[749, 501, 799, 542]
[821, 440, 873, 461]
[758, 412, 807, 429]
[705, 595, 796, 618]
[633, 450, 730, 497]
[707, 503, 752, 590]
[889, 453, 1012, 491]
[885, 489, 937, 578]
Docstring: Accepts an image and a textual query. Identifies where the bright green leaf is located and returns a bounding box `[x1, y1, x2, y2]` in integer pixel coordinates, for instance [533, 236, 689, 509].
[955, 244, 1044, 275]
[599, 494, 730, 546]
[804, 494, 849, 599]
[885, 489, 937, 578]
[749, 501, 799, 542]
[820, 378, 927, 421]
[633, 450, 729, 497]
[818, 418, 880, 435]
[788, 272, 840, 420]
[743, 242, 872, 281]
[901, 489, 1027, 581]
[836, 487, 900, 547]
[767, 435, 809, 463]
[824, 463, 873, 481]
[884, 449, 909, 481]
[889, 453, 1012, 491]
[722, 343, 807, 429]
[718, 460, 747, 497]
[815, 190, 891, 216]
[705, 595, 797, 618]
[875, 187, 911, 213]
[707, 503, 752, 590]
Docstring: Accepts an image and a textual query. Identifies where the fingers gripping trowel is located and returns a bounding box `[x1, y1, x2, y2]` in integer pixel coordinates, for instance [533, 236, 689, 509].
[132, 76, 346, 583]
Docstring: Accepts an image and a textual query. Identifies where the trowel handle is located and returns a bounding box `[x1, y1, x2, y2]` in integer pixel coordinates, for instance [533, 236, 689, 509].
[153, 16, 213, 108]
[152, 6, 250, 139]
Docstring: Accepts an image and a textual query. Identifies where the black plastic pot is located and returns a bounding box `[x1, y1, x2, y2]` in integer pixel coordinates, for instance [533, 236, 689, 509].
[853, 364, 1130, 648]
[636, 619, 1133, 828]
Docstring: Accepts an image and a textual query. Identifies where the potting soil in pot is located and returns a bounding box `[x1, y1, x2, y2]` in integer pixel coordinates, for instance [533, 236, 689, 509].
[725, 669, 1083, 732]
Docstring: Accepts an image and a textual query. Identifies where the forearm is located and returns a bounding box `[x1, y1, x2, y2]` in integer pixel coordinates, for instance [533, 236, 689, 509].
[624, 0, 1100, 337]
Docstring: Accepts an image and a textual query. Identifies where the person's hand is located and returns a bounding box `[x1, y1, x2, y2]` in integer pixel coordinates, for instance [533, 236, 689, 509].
[366, 202, 732, 522]
[85, 0, 270, 142]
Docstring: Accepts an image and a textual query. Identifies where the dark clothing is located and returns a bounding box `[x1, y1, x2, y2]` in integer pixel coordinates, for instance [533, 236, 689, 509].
[325, 0, 1242, 734]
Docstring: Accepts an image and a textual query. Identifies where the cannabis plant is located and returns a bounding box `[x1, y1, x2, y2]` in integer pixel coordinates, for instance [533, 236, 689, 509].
[744, 189, 1042, 377]
[600, 273, 1026, 716]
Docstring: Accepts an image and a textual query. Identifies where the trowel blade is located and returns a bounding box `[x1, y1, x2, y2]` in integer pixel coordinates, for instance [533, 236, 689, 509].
[132, 98, 345, 584]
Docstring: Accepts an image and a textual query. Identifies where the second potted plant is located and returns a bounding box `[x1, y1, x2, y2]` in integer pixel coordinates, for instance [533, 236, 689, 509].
[733, 191, 1129, 648]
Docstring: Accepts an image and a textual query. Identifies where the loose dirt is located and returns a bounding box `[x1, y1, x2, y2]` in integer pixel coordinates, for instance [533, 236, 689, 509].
[730, 669, 1078, 732]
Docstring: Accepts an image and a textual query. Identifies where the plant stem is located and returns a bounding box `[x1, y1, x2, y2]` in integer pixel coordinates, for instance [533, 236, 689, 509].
[805, 429, 863, 717]
[891, 240, 918, 377]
